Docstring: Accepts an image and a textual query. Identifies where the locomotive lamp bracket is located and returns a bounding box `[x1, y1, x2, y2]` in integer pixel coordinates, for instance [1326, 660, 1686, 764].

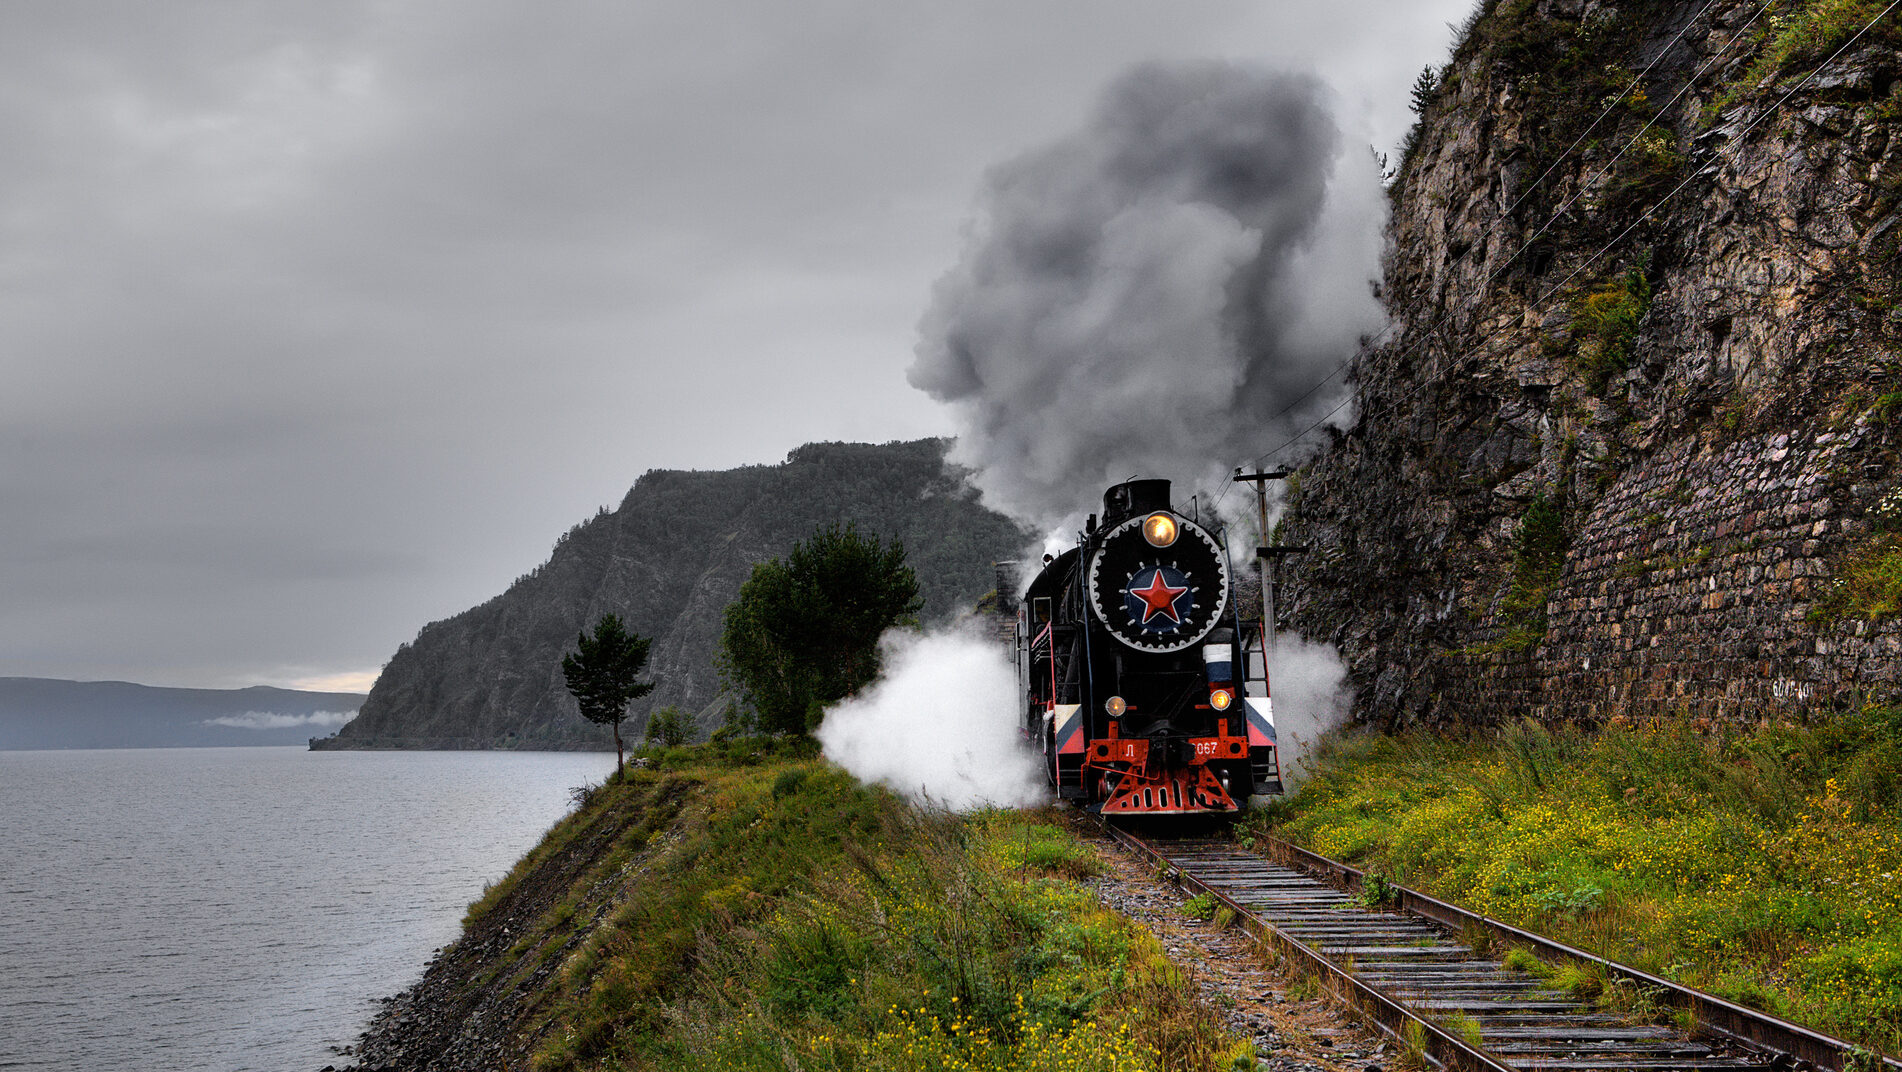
[1254, 543, 1306, 654]
[1255, 545, 1308, 560]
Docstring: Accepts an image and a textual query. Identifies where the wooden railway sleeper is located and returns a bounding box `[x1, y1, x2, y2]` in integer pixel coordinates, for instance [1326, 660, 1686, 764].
[1104, 826, 1897, 1072]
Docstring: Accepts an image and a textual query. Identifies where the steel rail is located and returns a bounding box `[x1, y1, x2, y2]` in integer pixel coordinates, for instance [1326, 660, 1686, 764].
[1098, 821, 1901, 1072]
[1252, 833, 1902, 1072]
[1104, 822, 1518, 1072]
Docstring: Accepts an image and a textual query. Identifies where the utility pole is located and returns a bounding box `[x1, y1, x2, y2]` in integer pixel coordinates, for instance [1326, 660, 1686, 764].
[1233, 467, 1307, 654]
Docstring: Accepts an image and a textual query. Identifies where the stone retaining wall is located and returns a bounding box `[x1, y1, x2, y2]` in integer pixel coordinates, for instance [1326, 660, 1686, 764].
[1445, 424, 1900, 721]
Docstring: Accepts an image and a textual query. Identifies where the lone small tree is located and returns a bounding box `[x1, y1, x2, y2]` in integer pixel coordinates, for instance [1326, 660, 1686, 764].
[561, 613, 653, 775]
[718, 523, 921, 736]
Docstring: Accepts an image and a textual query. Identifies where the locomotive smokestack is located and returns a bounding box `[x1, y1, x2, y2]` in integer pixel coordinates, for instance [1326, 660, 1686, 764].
[910, 61, 1386, 531]
[1102, 479, 1171, 526]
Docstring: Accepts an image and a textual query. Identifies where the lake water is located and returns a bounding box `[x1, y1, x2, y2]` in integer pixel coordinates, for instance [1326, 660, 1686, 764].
[0, 746, 618, 1072]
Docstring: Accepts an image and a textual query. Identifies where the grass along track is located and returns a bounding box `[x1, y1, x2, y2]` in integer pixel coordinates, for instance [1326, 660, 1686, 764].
[1251, 716, 1902, 1052]
[1104, 824, 1902, 1072]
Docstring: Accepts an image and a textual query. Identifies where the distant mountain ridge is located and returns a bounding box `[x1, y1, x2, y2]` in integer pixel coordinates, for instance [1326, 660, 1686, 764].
[0, 678, 367, 750]
[318, 440, 1029, 750]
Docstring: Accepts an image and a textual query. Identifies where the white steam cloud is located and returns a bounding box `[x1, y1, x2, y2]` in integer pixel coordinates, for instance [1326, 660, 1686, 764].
[818, 626, 1048, 811]
[1262, 637, 1352, 787]
[911, 61, 1386, 530]
[202, 709, 357, 730]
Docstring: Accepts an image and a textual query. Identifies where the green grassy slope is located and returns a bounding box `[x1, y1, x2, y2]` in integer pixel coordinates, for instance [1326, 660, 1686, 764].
[1249, 711, 1902, 1054]
[362, 742, 1249, 1072]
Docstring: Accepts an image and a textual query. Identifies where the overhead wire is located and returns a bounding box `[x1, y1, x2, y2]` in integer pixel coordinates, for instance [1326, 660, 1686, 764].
[1534, 0, 1902, 306]
[1497, 0, 1730, 222]
[1194, 0, 1768, 514]
[1506, 0, 1775, 267]
[1231, 0, 1886, 477]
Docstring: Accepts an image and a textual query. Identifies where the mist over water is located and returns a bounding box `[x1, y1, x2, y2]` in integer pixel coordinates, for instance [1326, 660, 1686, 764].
[817, 626, 1048, 810]
[911, 61, 1386, 531]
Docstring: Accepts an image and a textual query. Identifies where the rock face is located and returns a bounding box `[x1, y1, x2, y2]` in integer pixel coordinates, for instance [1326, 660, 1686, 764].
[318, 440, 1028, 749]
[1281, 0, 1902, 725]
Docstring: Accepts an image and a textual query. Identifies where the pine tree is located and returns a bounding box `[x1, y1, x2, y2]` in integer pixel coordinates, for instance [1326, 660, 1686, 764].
[1409, 65, 1438, 115]
[561, 614, 654, 774]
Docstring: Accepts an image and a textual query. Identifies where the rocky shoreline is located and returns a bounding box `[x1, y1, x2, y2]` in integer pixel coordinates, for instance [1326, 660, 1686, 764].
[324, 788, 652, 1071]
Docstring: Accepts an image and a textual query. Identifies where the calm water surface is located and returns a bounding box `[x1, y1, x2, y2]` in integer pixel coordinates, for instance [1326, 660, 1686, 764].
[0, 746, 617, 1072]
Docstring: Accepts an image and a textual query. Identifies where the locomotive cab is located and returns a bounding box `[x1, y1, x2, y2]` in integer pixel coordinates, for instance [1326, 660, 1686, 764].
[1017, 479, 1282, 816]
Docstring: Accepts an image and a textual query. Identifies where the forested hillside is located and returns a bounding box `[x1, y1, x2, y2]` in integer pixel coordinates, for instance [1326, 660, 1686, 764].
[317, 440, 1027, 749]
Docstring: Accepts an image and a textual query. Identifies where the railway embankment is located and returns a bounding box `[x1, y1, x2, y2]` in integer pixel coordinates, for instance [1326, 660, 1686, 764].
[327, 722, 1901, 1070]
[1250, 712, 1902, 1056]
[332, 744, 1310, 1072]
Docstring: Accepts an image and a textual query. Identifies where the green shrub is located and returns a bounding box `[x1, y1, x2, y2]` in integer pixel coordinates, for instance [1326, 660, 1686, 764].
[507, 748, 1241, 1071]
[992, 820, 1104, 879]
[1812, 534, 1902, 623]
[1490, 498, 1568, 654]
[643, 705, 692, 747]
[1446, 1010, 1486, 1048]
[1708, 0, 1902, 119]
[1570, 267, 1651, 385]
[1504, 949, 1553, 976]
[1759, 0, 1900, 75]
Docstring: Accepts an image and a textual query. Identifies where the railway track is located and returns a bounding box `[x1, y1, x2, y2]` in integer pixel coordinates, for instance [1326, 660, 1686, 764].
[1103, 826, 1902, 1072]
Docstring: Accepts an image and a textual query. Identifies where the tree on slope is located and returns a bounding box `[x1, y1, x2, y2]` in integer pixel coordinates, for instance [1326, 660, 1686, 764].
[718, 523, 921, 736]
[561, 613, 654, 774]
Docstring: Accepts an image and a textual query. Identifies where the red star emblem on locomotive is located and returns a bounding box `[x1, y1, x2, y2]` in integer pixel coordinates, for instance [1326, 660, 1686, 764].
[1128, 569, 1189, 625]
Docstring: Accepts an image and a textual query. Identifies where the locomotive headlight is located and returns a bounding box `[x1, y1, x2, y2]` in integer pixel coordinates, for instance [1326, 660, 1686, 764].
[1210, 688, 1233, 711]
[1105, 695, 1127, 717]
[1141, 512, 1179, 547]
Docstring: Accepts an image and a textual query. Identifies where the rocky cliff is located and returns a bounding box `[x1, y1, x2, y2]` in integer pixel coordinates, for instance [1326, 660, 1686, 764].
[318, 440, 1027, 749]
[1282, 0, 1902, 725]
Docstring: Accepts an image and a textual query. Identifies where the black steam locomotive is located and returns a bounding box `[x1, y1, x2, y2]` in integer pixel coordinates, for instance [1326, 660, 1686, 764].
[1016, 479, 1281, 815]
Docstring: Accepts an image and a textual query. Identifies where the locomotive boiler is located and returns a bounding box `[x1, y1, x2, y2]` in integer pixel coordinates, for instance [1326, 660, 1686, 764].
[1017, 478, 1282, 816]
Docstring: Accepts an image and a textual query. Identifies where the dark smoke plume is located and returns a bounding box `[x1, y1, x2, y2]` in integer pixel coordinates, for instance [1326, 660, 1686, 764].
[911, 62, 1385, 530]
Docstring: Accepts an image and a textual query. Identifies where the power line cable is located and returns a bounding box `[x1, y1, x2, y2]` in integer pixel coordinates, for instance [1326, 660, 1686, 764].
[1243, 0, 1901, 474]
[1217, 13, 1747, 487]
[1537, 0, 1902, 305]
[1497, 0, 1733, 222]
[1230, 0, 1856, 474]
[1509, 0, 1777, 271]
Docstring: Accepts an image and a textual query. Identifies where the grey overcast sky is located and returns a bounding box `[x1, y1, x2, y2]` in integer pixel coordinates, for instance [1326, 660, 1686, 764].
[2, 0, 1474, 692]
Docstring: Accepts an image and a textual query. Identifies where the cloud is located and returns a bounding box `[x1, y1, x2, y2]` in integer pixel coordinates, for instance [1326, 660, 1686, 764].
[202, 709, 357, 731]
[0, 1, 1472, 689]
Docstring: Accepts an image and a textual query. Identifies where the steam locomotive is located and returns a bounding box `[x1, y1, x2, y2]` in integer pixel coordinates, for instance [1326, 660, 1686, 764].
[1016, 478, 1282, 816]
